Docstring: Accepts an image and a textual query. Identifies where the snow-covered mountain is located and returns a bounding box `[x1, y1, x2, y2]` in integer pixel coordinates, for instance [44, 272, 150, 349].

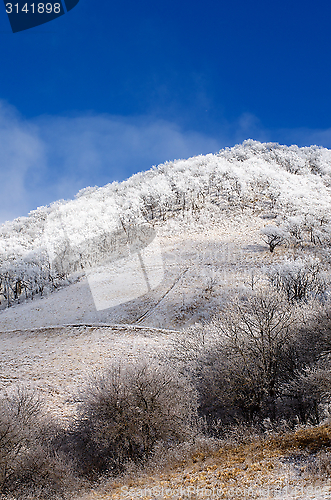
[1, 140, 331, 331]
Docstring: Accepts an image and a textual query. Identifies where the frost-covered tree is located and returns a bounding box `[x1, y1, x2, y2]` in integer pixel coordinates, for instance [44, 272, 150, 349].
[267, 256, 327, 303]
[261, 225, 288, 252]
[192, 290, 299, 423]
[284, 216, 305, 247]
[281, 359, 331, 425]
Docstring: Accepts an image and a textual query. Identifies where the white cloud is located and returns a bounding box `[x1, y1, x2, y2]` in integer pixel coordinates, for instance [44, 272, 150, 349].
[0, 100, 331, 225]
[0, 101, 46, 222]
[0, 102, 221, 223]
[33, 113, 221, 194]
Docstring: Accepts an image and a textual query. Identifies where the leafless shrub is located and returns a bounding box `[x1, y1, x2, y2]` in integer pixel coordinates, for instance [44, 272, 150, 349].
[171, 291, 331, 432]
[169, 290, 310, 429]
[202, 291, 298, 420]
[166, 322, 221, 371]
[70, 358, 198, 479]
[0, 387, 78, 499]
[287, 303, 331, 369]
[0, 387, 42, 494]
[280, 355, 331, 425]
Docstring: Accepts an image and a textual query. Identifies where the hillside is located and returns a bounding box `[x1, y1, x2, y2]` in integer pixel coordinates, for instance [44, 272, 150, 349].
[0, 211, 268, 330]
[0, 324, 176, 420]
[1, 140, 331, 330]
[1, 140, 331, 500]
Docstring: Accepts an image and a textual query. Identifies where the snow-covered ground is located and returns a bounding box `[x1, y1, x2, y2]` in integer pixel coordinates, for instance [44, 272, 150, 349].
[0, 206, 275, 422]
[0, 324, 177, 420]
[0, 209, 270, 331]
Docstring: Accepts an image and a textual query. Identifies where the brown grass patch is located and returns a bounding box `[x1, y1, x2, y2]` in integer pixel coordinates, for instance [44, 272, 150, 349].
[79, 424, 331, 499]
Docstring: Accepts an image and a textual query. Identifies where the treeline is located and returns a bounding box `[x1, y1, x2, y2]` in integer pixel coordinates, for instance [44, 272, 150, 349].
[2, 290, 331, 499]
[0, 250, 65, 308]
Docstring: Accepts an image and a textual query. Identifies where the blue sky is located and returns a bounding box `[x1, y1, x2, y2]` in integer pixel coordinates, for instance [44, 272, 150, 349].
[1, 0, 331, 222]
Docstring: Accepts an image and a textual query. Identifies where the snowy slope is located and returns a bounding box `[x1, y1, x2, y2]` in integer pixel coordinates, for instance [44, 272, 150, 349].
[1, 140, 331, 330]
[0, 210, 270, 331]
[1, 141, 331, 500]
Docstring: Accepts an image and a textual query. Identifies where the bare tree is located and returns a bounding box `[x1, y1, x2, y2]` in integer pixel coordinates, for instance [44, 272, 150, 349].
[194, 290, 299, 424]
[261, 225, 288, 253]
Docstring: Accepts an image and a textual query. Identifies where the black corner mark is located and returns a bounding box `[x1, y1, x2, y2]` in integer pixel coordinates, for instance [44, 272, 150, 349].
[63, 0, 79, 12]
[3, 0, 80, 33]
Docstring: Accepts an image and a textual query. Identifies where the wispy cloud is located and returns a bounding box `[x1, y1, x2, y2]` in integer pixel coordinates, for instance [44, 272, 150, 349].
[0, 100, 331, 224]
[0, 101, 46, 223]
[0, 102, 221, 223]
[33, 113, 221, 196]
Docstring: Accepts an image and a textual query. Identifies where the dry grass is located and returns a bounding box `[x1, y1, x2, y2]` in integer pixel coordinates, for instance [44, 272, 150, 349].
[80, 425, 331, 500]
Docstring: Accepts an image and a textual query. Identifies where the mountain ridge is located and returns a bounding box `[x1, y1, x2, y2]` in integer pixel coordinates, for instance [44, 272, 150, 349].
[1, 139, 331, 328]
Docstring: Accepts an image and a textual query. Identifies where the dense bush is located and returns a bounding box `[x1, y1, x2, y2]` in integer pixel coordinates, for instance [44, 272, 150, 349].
[280, 362, 331, 425]
[169, 289, 331, 431]
[0, 387, 78, 499]
[65, 358, 198, 479]
[195, 291, 298, 425]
